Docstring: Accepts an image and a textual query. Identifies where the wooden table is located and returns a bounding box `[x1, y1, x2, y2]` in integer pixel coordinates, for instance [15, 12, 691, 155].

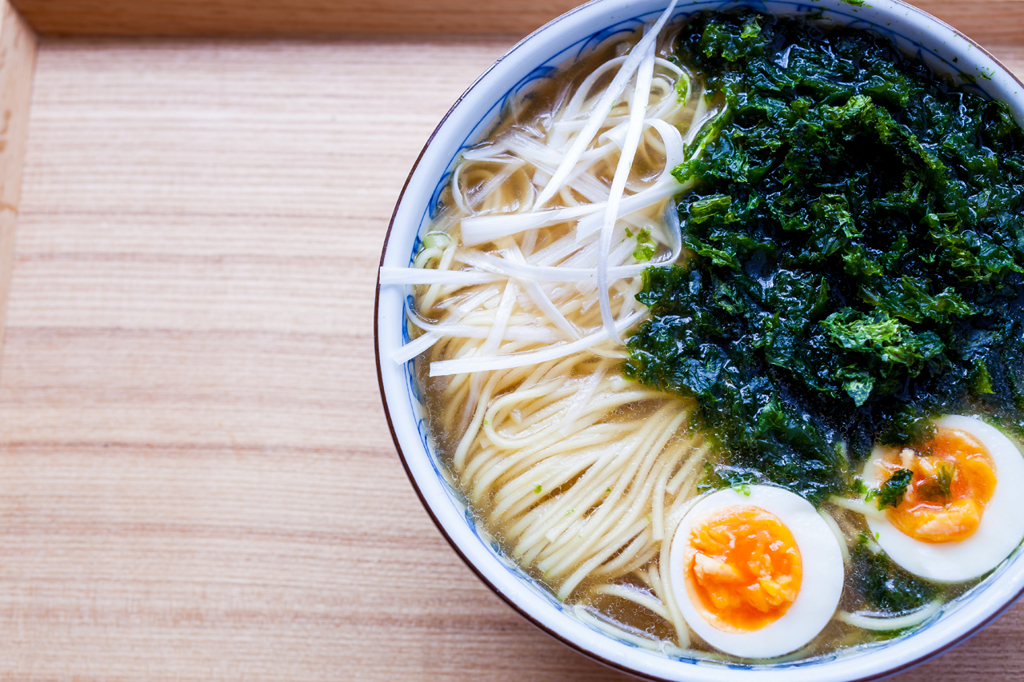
[0, 1, 1022, 680]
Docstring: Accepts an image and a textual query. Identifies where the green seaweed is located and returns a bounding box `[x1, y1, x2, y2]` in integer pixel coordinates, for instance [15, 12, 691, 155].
[624, 11, 1024, 504]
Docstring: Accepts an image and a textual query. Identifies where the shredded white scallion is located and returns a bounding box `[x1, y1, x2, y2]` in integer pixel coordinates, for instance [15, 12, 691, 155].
[837, 600, 944, 632]
[533, 0, 680, 210]
[379, 0, 724, 384]
[379, 266, 501, 286]
[429, 310, 645, 377]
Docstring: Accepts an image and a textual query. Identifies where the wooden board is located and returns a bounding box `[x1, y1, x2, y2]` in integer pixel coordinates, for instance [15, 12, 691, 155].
[1, 12, 1024, 682]
[0, 0, 35, 368]
[2, 0, 1024, 45]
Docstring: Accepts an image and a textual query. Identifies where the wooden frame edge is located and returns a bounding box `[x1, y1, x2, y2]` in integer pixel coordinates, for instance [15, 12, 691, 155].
[5, 0, 586, 37]
[0, 0, 37, 369]
[3, 0, 1024, 44]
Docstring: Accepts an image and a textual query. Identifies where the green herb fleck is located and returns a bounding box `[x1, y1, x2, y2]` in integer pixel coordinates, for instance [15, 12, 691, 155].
[919, 463, 954, 503]
[632, 227, 656, 262]
[534, 484, 542, 494]
[972, 358, 995, 395]
[871, 469, 913, 510]
[676, 73, 691, 102]
[936, 464, 954, 498]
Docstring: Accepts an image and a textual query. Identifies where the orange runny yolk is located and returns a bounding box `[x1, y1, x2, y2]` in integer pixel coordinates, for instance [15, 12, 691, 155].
[876, 427, 997, 543]
[683, 505, 802, 633]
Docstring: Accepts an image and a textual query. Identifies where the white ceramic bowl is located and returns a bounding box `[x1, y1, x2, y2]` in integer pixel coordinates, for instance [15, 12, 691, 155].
[375, 1, 1024, 679]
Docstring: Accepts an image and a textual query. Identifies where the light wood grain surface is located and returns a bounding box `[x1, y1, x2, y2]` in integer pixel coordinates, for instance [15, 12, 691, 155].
[2, 26, 1024, 682]
[0, 0, 36, 367]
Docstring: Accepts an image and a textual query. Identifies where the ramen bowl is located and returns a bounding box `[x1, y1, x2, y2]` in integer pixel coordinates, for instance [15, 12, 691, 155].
[374, 1, 1024, 679]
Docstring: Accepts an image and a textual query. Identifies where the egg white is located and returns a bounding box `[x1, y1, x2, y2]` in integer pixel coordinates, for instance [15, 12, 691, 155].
[863, 414, 1024, 582]
[668, 485, 844, 659]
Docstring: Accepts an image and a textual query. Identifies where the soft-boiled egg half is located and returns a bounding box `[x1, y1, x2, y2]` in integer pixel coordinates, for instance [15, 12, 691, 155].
[862, 414, 1024, 582]
[669, 485, 844, 658]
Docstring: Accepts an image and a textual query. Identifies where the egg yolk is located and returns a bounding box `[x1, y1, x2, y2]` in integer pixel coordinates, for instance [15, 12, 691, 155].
[876, 427, 997, 543]
[682, 505, 802, 633]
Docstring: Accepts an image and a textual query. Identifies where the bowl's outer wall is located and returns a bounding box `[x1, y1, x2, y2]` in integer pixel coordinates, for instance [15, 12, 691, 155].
[375, 2, 1024, 680]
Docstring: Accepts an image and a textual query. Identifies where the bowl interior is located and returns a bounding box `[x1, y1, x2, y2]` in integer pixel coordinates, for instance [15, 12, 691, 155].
[375, 2, 1024, 680]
